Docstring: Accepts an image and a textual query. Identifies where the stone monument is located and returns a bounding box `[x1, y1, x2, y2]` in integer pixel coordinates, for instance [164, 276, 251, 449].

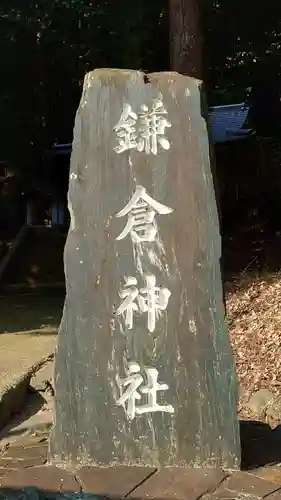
[49, 69, 240, 469]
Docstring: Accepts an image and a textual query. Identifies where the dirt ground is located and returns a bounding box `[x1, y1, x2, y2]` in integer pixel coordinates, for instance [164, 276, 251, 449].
[0, 226, 67, 286]
[0, 291, 64, 334]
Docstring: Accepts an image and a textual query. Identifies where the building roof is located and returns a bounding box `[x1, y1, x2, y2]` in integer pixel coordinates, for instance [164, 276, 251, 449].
[50, 143, 73, 154]
[50, 102, 253, 155]
[208, 102, 253, 144]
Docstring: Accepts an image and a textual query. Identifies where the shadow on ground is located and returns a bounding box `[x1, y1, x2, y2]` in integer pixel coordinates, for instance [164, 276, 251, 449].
[222, 220, 281, 283]
[1, 421, 281, 499]
[0, 392, 48, 443]
[241, 419, 281, 470]
[0, 291, 65, 334]
[0, 491, 95, 499]
[0, 226, 67, 287]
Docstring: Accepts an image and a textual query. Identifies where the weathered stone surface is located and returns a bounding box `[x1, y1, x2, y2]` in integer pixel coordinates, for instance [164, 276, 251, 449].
[0, 466, 79, 492]
[49, 69, 240, 468]
[266, 491, 281, 500]
[0, 441, 48, 469]
[4, 436, 48, 449]
[76, 466, 156, 497]
[45, 495, 99, 500]
[2, 444, 48, 460]
[250, 467, 281, 487]
[128, 468, 227, 500]
[0, 467, 17, 480]
[266, 396, 281, 426]
[247, 389, 275, 415]
[222, 471, 280, 498]
[30, 361, 54, 393]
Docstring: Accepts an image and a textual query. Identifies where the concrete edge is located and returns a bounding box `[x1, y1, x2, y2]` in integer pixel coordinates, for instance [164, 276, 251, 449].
[0, 354, 54, 431]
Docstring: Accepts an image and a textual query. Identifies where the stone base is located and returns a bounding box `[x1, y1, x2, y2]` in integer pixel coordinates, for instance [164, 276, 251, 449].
[1, 432, 281, 500]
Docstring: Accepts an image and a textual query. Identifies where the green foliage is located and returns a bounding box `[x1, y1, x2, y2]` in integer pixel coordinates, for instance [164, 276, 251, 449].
[1, 0, 281, 180]
[0, 0, 168, 178]
[203, 0, 281, 104]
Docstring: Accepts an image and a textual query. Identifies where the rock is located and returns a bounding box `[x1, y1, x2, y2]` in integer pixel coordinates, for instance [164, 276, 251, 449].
[238, 384, 247, 400]
[30, 361, 54, 393]
[246, 389, 275, 415]
[237, 385, 249, 414]
[266, 396, 281, 426]
[49, 69, 240, 469]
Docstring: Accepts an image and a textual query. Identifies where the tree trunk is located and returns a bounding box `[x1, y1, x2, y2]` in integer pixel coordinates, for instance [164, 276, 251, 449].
[170, 0, 203, 79]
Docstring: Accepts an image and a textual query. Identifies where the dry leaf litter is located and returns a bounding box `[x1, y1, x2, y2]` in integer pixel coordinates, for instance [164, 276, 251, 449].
[226, 272, 281, 406]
